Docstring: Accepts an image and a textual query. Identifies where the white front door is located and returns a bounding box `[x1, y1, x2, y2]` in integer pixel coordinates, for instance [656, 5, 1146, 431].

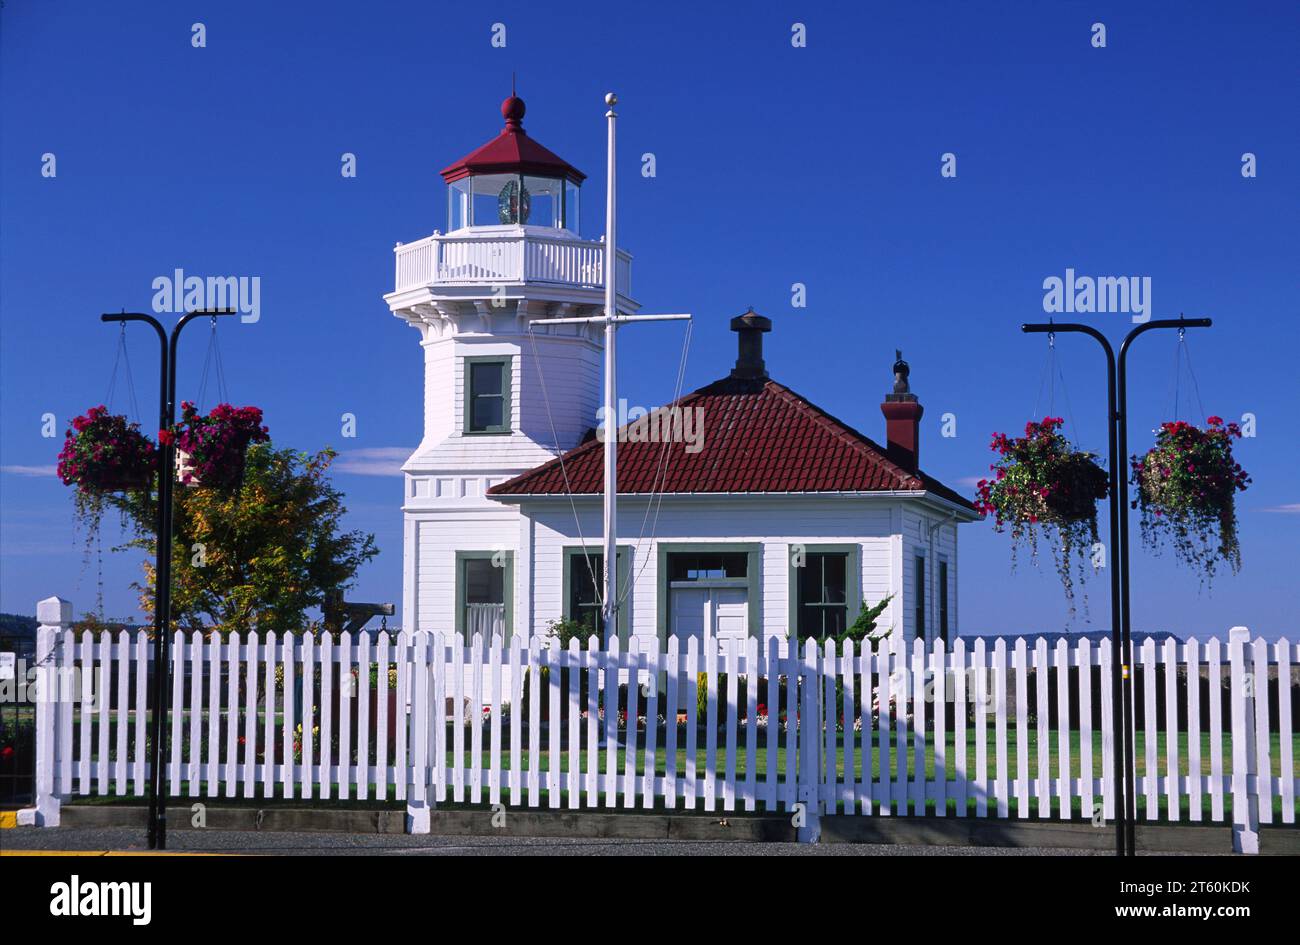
[712, 587, 748, 646]
[670, 581, 748, 651]
[671, 587, 709, 651]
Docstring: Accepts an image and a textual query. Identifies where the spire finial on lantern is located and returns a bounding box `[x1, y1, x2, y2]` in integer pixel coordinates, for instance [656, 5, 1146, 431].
[501, 88, 526, 130]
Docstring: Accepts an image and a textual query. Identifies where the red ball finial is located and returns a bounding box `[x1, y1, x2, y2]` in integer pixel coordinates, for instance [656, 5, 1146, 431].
[501, 95, 525, 129]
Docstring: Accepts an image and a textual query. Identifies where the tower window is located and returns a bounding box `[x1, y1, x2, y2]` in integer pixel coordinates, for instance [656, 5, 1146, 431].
[465, 357, 511, 434]
[456, 551, 513, 639]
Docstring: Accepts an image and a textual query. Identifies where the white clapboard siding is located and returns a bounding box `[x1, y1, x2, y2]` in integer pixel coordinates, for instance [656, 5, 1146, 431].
[28, 628, 1296, 830]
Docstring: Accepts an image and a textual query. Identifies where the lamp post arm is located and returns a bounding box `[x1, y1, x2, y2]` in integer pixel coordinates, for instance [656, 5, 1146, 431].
[1113, 314, 1212, 856]
[168, 309, 237, 410]
[1023, 319, 1123, 856]
[100, 312, 171, 848]
[1118, 316, 1212, 375]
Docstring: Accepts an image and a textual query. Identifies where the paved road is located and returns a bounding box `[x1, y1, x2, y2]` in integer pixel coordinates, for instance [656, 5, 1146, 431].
[1, 827, 1122, 856]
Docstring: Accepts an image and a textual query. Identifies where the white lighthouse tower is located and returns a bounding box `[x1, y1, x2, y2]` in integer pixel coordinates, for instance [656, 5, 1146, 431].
[383, 93, 637, 636]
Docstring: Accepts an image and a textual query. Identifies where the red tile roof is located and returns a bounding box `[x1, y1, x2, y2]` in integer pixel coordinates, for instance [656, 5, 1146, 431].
[487, 375, 979, 512]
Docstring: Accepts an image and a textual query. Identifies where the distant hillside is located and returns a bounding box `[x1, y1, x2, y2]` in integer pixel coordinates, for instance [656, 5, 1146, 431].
[0, 613, 37, 642]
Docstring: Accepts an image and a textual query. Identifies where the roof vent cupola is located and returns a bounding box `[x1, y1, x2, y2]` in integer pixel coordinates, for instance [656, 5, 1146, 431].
[730, 309, 772, 381]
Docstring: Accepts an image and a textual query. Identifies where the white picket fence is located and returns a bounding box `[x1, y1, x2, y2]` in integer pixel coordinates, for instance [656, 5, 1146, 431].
[22, 601, 1297, 846]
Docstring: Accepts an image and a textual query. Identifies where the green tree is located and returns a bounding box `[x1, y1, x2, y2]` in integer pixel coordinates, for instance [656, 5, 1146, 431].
[113, 444, 377, 635]
[834, 594, 894, 646]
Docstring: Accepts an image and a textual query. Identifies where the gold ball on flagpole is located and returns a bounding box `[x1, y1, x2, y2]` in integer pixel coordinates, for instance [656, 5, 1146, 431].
[605, 92, 617, 106]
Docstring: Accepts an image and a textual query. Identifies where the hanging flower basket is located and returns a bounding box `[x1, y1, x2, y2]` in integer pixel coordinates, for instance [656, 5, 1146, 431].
[57, 405, 157, 494]
[1131, 416, 1250, 582]
[167, 402, 269, 488]
[975, 417, 1109, 611]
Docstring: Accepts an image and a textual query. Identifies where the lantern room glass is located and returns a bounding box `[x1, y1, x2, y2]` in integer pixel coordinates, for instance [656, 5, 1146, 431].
[448, 178, 471, 231]
[447, 174, 579, 232]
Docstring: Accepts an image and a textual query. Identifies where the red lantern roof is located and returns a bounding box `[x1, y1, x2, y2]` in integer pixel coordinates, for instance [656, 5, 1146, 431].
[440, 95, 586, 185]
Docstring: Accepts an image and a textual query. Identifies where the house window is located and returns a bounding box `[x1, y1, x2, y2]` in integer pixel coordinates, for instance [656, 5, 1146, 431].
[938, 559, 950, 643]
[465, 357, 510, 434]
[795, 552, 849, 641]
[456, 551, 512, 639]
[914, 554, 926, 640]
[563, 548, 629, 640]
[668, 552, 748, 582]
[568, 553, 603, 633]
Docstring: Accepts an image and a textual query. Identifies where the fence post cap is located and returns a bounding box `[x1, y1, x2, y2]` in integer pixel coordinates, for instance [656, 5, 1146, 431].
[36, 596, 72, 625]
[1228, 626, 1251, 643]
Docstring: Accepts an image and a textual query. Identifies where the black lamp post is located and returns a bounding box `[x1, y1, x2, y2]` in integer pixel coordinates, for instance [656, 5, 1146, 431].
[1021, 315, 1211, 857]
[100, 308, 236, 850]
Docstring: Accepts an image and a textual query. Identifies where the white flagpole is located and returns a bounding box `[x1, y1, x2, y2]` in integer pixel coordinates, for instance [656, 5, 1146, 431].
[528, 93, 690, 648]
[601, 91, 619, 639]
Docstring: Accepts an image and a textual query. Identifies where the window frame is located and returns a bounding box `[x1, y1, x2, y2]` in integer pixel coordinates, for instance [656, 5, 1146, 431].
[463, 355, 512, 435]
[913, 553, 927, 641]
[786, 543, 862, 643]
[938, 556, 950, 643]
[656, 542, 762, 651]
[562, 545, 631, 643]
[454, 550, 514, 640]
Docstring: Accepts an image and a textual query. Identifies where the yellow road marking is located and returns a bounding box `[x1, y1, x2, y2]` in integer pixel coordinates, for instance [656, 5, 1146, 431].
[1, 850, 225, 856]
[0, 811, 18, 829]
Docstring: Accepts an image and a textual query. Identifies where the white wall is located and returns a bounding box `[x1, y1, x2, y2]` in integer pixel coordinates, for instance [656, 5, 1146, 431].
[521, 497, 914, 649]
[900, 507, 960, 645]
[399, 300, 605, 632]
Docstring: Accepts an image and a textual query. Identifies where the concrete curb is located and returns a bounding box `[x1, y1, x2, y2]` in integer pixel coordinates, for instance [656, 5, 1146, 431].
[819, 816, 1241, 853]
[59, 805, 794, 841]
[51, 805, 1298, 852]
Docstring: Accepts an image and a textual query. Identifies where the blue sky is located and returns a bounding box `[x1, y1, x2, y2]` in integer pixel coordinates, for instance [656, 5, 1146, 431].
[2, 1, 1297, 638]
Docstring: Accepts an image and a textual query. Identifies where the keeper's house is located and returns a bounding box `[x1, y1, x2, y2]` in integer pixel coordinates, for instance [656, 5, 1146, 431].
[382, 94, 979, 652]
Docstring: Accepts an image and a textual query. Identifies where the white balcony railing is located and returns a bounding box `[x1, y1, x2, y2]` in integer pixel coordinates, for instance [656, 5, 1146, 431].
[394, 228, 632, 298]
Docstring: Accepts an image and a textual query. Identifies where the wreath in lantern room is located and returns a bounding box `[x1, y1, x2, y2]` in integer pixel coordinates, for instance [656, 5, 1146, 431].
[497, 179, 531, 224]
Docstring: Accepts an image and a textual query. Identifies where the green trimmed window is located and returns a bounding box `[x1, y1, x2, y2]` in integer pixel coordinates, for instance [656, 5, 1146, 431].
[795, 552, 849, 641]
[668, 552, 748, 582]
[914, 554, 927, 640]
[465, 357, 510, 433]
[455, 551, 513, 639]
[563, 548, 629, 640]
[938, 558, 950, 642]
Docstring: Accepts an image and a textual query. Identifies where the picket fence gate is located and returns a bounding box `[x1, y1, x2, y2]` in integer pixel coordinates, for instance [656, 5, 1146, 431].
[20, 600, 1297, 848]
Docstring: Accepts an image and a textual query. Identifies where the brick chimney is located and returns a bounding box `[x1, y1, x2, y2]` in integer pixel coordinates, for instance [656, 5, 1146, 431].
[881, 349, 923, 473]
[730, 308, 771, 380]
